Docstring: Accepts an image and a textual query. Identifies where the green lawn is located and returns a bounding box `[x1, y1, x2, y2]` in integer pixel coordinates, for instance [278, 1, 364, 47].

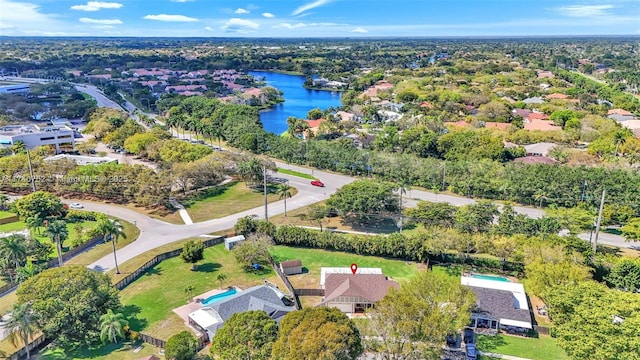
[269, 245, 423, 289]
[0, 211, 16, 220]
[119, 243, 282, 339]
[38, 342, 163, 360]
[277, 167, 316, 180]
[183, 181, 296, 223]
[477, 334, 569, 360]
[0, 220, 98, 258]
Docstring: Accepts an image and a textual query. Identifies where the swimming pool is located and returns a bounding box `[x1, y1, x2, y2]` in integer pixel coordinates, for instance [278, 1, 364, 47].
[201, 288, 238, 306]
[471, 274, 511, 282]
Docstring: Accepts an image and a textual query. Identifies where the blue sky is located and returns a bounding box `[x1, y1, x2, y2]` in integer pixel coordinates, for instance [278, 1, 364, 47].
[0, 0, 638, 37]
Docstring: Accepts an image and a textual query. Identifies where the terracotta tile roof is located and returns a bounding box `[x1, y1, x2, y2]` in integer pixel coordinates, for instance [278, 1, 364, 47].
[323, 274, 399, 303]
[546, 93, 569, 100]
[306, 118, 326, 129]
[444, 121, 470, 128]
[527, 112, 549, 120]
[524, 119, 562, 131]
[608, 109, 634, 116]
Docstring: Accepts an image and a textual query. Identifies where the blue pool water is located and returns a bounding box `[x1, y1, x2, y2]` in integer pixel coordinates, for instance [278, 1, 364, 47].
[201, 288, 238, 306]
[472, 274, 511, 282]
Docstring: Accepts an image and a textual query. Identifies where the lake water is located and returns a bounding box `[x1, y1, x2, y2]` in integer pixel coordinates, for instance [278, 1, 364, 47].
[248, 71, 342, 134]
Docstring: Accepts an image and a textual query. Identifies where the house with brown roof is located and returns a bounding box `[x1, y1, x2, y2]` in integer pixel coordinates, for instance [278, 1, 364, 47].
[545, 93, 569, 100]
[523, 119, 562, 131]
[319, 273, 398, 314]
[280, 260, 303, 275]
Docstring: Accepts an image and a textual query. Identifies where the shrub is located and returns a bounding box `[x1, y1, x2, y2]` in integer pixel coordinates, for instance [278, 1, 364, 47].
[65, 210, 99, 222]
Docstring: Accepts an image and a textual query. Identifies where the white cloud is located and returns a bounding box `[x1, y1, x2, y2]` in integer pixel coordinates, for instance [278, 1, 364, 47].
[143, 14, 198, 22]
[350, 27, 368, 33]
[204, 26, 214, 31]
[221, 18, 260, 31]
[262, 12, 275, 18]
[275, 22, 307, 29]
[79, 17, 122, 24]
[70, 1, 123, 11]
[292, 0, 331, 16]
[0, 0, 70, 35]
[554, 4, 615, 17]
[234, 8, 249, 14]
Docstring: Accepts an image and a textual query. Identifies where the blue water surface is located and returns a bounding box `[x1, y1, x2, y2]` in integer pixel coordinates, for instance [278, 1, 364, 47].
[248, 71, 343, 134]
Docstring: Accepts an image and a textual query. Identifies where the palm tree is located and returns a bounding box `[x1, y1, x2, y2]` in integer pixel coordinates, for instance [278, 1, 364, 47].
[613, 129, 629, 157]
[93, 217, 126, 274]
[184, 285, 195, 302]
[99, 309, 128, 344]
[15, 261, 40, 283]
[0, 235, 28, 282]
[4, 302, 37, 360]
[45, 220, 68, 267]
[216, 272, 227, 289]
[276, 183, 293, 216]
[533, 190, 548, 208]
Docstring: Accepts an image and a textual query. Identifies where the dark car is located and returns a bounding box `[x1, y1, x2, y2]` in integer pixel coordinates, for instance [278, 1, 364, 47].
[310, 180, 325, 187]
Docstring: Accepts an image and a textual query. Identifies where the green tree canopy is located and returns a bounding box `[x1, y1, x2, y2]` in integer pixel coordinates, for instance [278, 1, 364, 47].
[327, 180, 398, 220]
[365, 270, 475, 360]
[16, 266, 121, 347]
[271, 307, 363, 360]
[210, 310, 278, 360]
[606, 258, 640, 292]
[12, 191, 64, 223]
[180, 240, 205, 269]
[165, 331, 198, 360]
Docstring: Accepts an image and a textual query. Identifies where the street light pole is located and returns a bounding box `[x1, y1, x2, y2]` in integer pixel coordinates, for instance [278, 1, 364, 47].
[26, 149, 36, 192]
[592, 189, 606, 256]
[263, 164, 268, 222]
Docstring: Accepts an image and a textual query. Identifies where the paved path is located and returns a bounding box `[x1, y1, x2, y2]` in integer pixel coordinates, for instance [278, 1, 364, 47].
[479, 351, 532, 360]
[168, 198, 193, 225]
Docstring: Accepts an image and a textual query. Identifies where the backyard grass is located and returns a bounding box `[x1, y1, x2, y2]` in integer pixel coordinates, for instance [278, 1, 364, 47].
[183, 181, 296, 223]
[0, 220, 99, 258]
[119, 242, 282, 340]
[277, 167, 316, 180]
[269, 245, 423, 290]
[477, 334, 569, 360]
[65, 219, 140, 267]
[38, 342, 163, 360]
[0, 211, 16, 220]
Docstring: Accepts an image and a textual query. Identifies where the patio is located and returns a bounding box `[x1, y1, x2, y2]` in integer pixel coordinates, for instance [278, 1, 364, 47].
[172, 287, 243, 324]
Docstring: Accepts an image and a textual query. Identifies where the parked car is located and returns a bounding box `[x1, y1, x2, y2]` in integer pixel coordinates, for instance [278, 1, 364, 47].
[69, 203, 84, 209]
[310, 180, 325, 187]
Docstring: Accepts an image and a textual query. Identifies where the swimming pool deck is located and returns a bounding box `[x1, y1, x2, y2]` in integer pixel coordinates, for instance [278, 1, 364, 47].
[172, 287, 244, 324]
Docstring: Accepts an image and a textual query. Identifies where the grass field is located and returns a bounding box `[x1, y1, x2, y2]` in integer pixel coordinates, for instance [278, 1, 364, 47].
[277, 168, 316, 180]
[0, 211, 16, 220]
[270, 245, 423, 289]
[119, 242, 282, 339]
[0, 220, 99, 258]
[38, 342, 163, 360]
[183, 181, 296, 223]
[477, 334, 569, 360]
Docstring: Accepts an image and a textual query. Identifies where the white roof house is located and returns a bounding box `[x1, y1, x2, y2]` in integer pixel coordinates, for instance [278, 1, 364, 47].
[224, 235, 245, 250]
[320, 267, 382, 287]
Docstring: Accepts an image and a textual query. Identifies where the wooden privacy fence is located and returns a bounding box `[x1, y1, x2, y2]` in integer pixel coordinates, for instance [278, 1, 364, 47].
[6, 334, 47, 360]
[294, 288, 324, 296]
[268, 257, 301, 310]
[139, 332, 208, 350]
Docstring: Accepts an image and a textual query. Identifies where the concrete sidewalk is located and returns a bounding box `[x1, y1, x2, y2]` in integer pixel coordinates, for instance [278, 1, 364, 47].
[168, 197, 193, 225]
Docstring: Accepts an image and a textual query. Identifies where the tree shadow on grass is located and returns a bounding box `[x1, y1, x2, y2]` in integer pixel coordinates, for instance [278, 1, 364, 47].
[144, 266, 162, 277]
[193, 262, 221, 273]
[40, 342, 140, 360]
[476, 334, 507, 352]
[121, 304, 148, 331]
[340, 216, 398, 234]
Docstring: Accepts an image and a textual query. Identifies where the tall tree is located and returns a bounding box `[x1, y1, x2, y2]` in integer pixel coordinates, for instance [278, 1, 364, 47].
[92, 217, 126, 274]
[211, 310, 278, 360]
[4, 302, 37, 360]
[165, 331, 198, 360]
[180, 240, 204, 270]
[0, 235, 28, 282]
[276, 183, 293, 217]
[99, 309, 128, 344]
[45, 220, 68, 267]
[365, 271, 475, 360]
[16, 266, 120, 347]
[12, 191, 64, 225]
[272, 307, 363, 360]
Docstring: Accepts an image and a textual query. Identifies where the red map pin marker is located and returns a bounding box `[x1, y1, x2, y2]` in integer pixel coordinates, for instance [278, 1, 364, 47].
[350, 263, 358, 275]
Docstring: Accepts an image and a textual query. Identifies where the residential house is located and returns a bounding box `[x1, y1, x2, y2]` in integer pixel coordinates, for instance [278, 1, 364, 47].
[320, 267, 382, 287]
[319, 273, 399, 314]
[536, 70, 555, 79]
[461, 276, 532, 334]
[336, 111, 356, 122]
[522, 97, 545, 105]
[224, 235, 245, 250]
[188, 285, 293, 341]
[344, 133, 375, 149]
[524, 142, 556, 157]
[524, 119, 562, 131]
[279, 260, 303, 275]
[545, 93, 569, 100]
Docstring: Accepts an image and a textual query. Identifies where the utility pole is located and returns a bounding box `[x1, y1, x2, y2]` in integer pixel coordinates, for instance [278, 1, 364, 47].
[592, 189, 606, 256]
[581, 180, 588, 201]
[263, 164, 268, 222]
[26, 149, 36, 192]
[442, 162, 446, 191]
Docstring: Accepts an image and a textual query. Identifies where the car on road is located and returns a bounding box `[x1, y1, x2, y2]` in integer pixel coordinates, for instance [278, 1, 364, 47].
[310, 180, 325, 187]
[69, 203, 84, 209]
